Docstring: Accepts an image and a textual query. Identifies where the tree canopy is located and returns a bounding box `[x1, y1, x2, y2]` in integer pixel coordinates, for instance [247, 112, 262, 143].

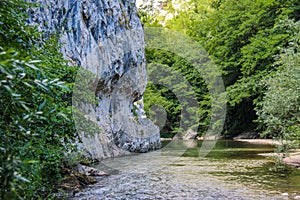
[140, 0, 300, 139]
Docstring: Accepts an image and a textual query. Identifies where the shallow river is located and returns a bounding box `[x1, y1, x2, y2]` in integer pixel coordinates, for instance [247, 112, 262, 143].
[73, 140, 300, 200]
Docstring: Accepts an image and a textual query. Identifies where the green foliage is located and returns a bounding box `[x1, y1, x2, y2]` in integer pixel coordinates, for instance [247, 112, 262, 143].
[139, 0, 300, 138]
[72, 67, 103, 137]
[165, 0, 214, 37]
[0, 1, 78, 199]
[0, 44, 77, 199]
[0, 0, 39, 49]
[137, 10, 162, 27]
[144, 49, 210, 137]
[256, 20, 300, 142]
[200, 0, 300, 135]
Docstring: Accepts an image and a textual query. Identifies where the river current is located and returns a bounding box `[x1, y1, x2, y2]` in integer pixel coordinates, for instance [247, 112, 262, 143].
[72, 140, 300, 200]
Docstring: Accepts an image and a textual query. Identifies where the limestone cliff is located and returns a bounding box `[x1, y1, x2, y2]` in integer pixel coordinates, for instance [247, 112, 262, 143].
[28, 0, 160, 160]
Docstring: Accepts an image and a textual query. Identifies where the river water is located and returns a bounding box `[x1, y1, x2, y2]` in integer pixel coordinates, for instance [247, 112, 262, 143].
[73, 140, 300, 200]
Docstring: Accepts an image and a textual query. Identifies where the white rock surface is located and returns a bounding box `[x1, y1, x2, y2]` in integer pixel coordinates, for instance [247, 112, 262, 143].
[28, 0, 160, 160]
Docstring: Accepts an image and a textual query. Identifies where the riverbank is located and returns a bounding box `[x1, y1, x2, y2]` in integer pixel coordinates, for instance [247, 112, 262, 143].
[56, 164, 109, 198]
[162, 137, 281, 145]
[283, 152, 300, 167]
[234, 139, 300, 168]
[233, 139, 281, 145]
[161, 138, 300, 168]
[237, 139, 300, 168]
[258, 151, 300, 168]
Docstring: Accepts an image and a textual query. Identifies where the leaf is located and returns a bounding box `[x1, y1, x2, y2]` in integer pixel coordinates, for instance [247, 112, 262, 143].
[0, 65, 9, 75]
[25, 62, 39, 71]
[34, 80, 49, 91]
[23, 114, 30, 120]
[19, 101, 30, 111]
[49, 78, 60, 84]
[3, 85, 12, 93]
[57, 112, 69, 120]
[28, 60, 41, 64]
[37, 71, 41, 80]
[14, 173, 30, 183]
[22, 81, 33, 88]
[12, 93, 21, 97]
[38, 100, 47, 111]
[23, 160, 38, 164]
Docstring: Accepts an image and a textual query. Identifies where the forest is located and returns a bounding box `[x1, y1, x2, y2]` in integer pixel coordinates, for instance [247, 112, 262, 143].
[140, 0, 300, 141]
[0, 0, 299, 199]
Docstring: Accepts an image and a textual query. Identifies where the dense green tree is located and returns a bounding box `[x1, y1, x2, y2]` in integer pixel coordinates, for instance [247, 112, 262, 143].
[0, 1, 78, 198]
[140, 0, 300, 138]
[144, 49, 210, 137]
[256, 19, 300, 142]
[199, 0, 299, 135]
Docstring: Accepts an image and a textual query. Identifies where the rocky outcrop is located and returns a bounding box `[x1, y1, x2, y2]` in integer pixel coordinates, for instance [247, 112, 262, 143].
[28, 0, 160, 160]
[76, 164, 109, 177]
[283, 153, 300, 168]
[233, 131, 259, 139]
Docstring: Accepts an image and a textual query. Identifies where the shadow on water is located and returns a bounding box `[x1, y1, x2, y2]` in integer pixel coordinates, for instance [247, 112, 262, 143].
[181, 140, 275, 159]
[175, 140, 300, 195]
[208, 161, 300, 196]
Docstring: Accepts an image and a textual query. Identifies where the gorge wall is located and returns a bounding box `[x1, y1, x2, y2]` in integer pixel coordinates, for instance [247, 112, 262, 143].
[28, 0, 160, 160]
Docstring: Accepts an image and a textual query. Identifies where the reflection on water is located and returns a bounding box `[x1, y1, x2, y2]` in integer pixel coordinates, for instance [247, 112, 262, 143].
[73, 140, 300, 200]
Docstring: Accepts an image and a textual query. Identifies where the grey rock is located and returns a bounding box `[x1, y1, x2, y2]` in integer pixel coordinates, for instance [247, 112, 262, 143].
[76, 164, 108, 177]
[27, 0, 160, 160]
[183, 129, 198, 140]
[233, 131, 259, 139]
[172, 129, 198, 140]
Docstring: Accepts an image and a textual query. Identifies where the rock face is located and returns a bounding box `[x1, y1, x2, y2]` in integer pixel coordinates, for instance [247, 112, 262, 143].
[28, 0, 160, 160]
